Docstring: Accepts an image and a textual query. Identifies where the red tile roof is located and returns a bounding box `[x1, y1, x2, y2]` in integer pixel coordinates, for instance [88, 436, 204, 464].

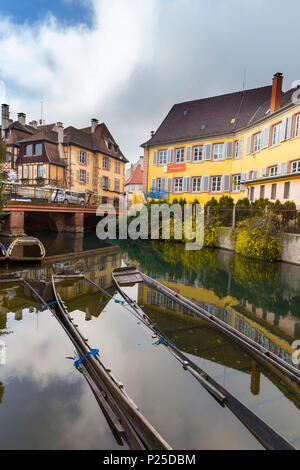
[125, 164, 143, 185]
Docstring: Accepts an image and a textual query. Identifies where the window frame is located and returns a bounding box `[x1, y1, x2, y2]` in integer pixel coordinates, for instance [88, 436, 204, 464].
[25, 144, 33, 156]
[269, 165, 278, 177]
[253, 132, 262, 153]
[193, 146, 203, 162]
[271, 183, 277, 200]
[272, 123, 281, 146]
[213, 143, 224, 161]
[291, 160, 300, 173]
[192, 176, 201, 192]
[295, 114, 300, 137]
[260, 185, 265, 199]
[283, 181, 290, 199]
[175, 148, 185, 163]
[159, 149, 167, 165]
[232, 174, 241, 192]
[79, 150, 87, 165]
[211, 175, 222, 192]
[79, 169, 86, 183]
[174, 177, 183, 193]
[103, 157, 110, 169]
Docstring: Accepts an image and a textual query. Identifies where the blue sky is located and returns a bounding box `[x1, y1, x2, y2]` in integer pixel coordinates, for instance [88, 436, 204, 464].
[0, 0, 92, 27]
[0, 0, 299, 161]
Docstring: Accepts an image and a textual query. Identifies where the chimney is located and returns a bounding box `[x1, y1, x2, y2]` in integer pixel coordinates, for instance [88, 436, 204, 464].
[29, 120, 38, 129]
[91, 118, 98, 134]
[56, 122, 64, 159]
[270, 73, 283, 113]
[17, 112, 26, 126]
[1, 104, 10, 138]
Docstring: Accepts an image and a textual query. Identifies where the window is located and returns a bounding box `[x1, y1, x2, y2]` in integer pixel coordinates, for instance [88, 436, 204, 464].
[260, 185, 265, 199]
[102, 176, 109, 189]
[37, 165, 44, 178]
[213, 143, 224, 160]
[34, 143, 42, 155]
[79, 169, 86, 183]
[79, 151, 86, 164]
[115, 179, 120, 191]
[232, 174, 241, 191]
[175, 148, 184, 163]
[234, 140, 240, 159]
[5, 152, 11, 162]
[192, 177, 201, 192]
[115, 161, 120, 174]
[291, 160, 300, 173]
[211, 176, 221, 192]
[159, 150, 167, 165]
[272, 123, 281, 145]
[249, 187, 254, 201]
[271, 183, 277, 200]
[174, 178, 183, 192]
[253, 133, 262, 152]
[284, 182, 290, 199]
[269, 165, 278, 176]
[193, 146, 203, 162]
[25, 144, 33, 155]
[295, 114, 300, 137]
[157, 178, 161, 190]
[103, 157, 110, 169]
[23, 165, 29, 179]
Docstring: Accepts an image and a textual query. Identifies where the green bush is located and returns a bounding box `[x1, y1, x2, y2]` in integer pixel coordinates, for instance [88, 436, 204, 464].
[230, 214, 281, 261]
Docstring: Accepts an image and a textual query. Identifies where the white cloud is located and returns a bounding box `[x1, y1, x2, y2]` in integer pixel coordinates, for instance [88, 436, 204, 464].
[0, 0, 299, 161]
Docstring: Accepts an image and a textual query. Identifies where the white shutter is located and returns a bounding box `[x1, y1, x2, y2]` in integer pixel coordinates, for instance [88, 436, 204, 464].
[33, 165, 37, 179]
[280, 118, 288, 142]
[161, 177, 166, 191]
[261, 167, 267, 178]
[238, 138, 244, 158]
[261, 127, 270, 148]
[151, 178, 156, 190]
[223, 175, 231, 192]
[167, 178, 172, 193]
[183, 177, 190, 192]
[246, 171, 250, 181]
[186, 146, 192, 162]
[225, 141, 233, 159]
[279, 162, 288, 174]
[167, 148, 174, 163]
[18, 166, 22, 180]
[153, 150, 157, 165]
[246, 135, 252, 154]
[252, 169, 259, 180]
[241, 172, 246, 182]
[286, 116, 292, 140]
[201, 175, 210, 192]
[43, 165, 47, 179]
[204, 144, 212, 160]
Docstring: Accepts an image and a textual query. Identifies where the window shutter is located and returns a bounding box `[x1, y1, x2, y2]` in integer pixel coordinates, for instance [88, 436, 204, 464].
[167, 148, 173, 163]
[153, 150, 157, 165]
[261, 167, 267, 177]
[286, 116, 292, 140]
[204, 144, 212, 160]
[86, 171, 89, 183]
[241, 172, 246, 182]
[151, 178, 156, 190]
[223, 175, 230, 192]
[225, 141, 233, 159]
[261, 127, 270, 148]
[279, 162, 288, 174]
[186, 146, 192, 162]
[280, 118, 288, 142]
[86, 153, 90, 165]
[246, 135, 252, 154]
[77, 150, 80, 163]
[183, 176, 190, 192]
[146, 290, 151, 305]
[238, 138, 244, 158]
[161, 177, 166, 191]
[201, 175, 209, 192]
[33, 165, 37, 179]
[252, 169, 259, 180]
[107, 178, 110, 189]
[77, 169, 80, 182]
[43, 165, 47, 179]
[18, 166, 22, 179]
[167, 178, 172, 193]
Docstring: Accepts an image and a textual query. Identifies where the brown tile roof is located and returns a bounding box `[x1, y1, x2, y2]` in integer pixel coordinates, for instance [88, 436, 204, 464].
[44, 142, 66, 166]
[142, 85, 298, 147]
[125, 164, 143, 185]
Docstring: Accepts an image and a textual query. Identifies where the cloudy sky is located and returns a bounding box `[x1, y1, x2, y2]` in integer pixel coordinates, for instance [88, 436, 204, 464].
[0, 0, 299, 163]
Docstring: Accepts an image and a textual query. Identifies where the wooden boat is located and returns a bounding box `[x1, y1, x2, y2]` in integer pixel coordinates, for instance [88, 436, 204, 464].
[7, 236, 46, 262]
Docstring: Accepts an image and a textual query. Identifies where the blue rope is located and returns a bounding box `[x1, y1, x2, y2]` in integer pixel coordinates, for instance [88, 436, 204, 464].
[41, 300, 66, 311]
[114, 299, 136, 305]
[66, 348, 99, 368]
[152, 334, 174, 346]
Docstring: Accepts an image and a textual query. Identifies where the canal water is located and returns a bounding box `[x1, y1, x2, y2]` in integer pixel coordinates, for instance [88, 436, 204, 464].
[0, 232, 299, 449]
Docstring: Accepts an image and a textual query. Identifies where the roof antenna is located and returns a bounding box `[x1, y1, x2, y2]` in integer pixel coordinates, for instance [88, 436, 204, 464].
[242, 66, 246, 94]
[39, 101, 45, 126]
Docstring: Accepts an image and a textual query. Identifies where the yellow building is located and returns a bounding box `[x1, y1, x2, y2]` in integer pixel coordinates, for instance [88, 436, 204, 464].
[1, 106, 127, 203]
[142, 73, 300, 207]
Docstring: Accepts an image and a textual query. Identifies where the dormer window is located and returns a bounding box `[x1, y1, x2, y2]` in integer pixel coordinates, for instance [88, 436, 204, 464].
[108, 143, 112, 150]
[35, 143, 42, 155]
[25, 144, 33, 155]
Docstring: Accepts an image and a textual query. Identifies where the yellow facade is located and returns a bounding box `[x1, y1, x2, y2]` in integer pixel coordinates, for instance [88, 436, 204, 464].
[146, 104, 300, 204]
